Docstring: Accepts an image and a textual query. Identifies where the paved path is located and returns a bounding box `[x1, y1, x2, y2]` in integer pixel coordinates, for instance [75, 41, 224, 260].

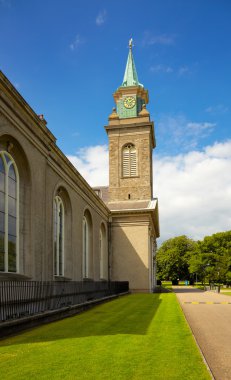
[173, 286, 231, 380]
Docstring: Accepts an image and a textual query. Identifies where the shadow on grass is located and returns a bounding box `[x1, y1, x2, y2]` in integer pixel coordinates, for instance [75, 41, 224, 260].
[154, 286, 172, 293]
[2, 294, 163, 345]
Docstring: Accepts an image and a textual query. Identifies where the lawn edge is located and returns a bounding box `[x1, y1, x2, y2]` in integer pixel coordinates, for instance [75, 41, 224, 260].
[174, 292, 215, 380]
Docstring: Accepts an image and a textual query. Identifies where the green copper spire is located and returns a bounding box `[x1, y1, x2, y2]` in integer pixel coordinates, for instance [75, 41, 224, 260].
[121, 39, 143, 87]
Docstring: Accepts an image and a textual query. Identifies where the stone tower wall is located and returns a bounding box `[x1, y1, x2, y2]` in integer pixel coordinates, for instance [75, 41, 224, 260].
[107, 124, 153, 202]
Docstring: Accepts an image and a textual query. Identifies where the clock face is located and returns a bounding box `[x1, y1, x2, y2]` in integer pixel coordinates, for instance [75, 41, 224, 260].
[123, 96, 136, 109]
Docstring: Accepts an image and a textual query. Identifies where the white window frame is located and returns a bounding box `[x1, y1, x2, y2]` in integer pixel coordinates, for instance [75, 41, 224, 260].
[54, 195, 65, 276]
[0, 151, 19, 273]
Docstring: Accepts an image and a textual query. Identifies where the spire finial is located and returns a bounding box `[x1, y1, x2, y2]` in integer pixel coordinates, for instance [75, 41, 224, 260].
[129, 38, 133, 50]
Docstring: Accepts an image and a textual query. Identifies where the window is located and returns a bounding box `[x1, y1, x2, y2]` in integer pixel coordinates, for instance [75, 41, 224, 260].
[82, 210, 93, 279]
[0, 151, 19, 273]
[99, 223, 108, 280]
[82, 216, 89, 278]
[54, 195, 64, 276]
[122, 144, 137, 177]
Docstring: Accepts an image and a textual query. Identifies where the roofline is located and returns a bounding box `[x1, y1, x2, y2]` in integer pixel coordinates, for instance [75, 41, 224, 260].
[110, 198, 160, 238]
[0, 70, 56, 143]
[110, 208, 154, 214]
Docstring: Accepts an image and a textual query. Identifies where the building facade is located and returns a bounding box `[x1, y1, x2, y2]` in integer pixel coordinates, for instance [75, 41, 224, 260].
[0, 43, 159, 292]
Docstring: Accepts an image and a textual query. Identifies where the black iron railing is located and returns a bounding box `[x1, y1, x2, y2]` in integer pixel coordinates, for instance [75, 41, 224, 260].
[0, 281, 129, 322]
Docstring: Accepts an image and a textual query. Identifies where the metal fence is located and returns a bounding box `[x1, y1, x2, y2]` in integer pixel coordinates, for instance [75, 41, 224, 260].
[204, 283, 221, 293]
[0, 280, 129, 322]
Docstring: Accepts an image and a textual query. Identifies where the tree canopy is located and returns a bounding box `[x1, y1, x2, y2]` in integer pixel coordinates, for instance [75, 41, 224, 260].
[156, 235, 197, 281]
[156, 231, 231, 284]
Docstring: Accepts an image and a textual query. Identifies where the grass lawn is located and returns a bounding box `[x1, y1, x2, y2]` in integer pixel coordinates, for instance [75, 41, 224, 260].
[194, 285, 205, 290]
[221, 291, 231, 296]
[0, 294, 211, 380]
[161, 281, 173, 291]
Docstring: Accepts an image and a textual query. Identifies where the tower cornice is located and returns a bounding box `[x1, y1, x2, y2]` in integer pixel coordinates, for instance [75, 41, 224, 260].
[113, 85, 149, 105]
[105, 120, 156, 149]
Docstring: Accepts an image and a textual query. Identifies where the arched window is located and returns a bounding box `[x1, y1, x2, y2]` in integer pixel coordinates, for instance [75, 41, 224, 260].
[54, 195, 64, 276]
[122, 144, 137, 177]
[100, 223, 108, 280]
[82, 210, 93, 279]
[82, 216, 89, 278]
[0, 151, 19, 273]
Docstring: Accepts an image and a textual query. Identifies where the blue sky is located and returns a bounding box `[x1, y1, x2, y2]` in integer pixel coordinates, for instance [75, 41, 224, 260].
[1, 0, 231, 241]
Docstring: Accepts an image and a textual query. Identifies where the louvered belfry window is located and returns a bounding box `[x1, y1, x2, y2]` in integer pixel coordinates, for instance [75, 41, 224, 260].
[123, 144, 137, 177]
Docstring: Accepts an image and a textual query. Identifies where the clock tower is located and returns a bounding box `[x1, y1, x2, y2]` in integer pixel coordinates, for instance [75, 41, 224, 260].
[104, 40, 159, 292]
[105, 39, 156, 204]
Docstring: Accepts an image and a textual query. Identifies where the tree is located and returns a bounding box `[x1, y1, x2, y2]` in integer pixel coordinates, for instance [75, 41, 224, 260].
[156, 235, 197, 281]
[157, 231, 231, 285]
[188, 251, 204, 283]
[189, 231, 231, 284]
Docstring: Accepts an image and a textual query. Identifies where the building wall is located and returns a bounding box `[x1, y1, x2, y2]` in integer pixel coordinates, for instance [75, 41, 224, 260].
[110, 213, 153, 292]
[106, 112, 158, 292]
[0, 75, 109, 282]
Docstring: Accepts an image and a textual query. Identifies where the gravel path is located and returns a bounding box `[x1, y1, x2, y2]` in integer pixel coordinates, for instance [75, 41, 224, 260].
[173, 286, 231, 380]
